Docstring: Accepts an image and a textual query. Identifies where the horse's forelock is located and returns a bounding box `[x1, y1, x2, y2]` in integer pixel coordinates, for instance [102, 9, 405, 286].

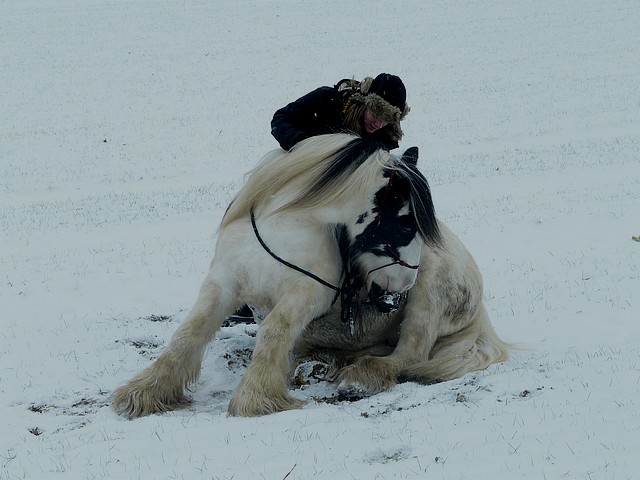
[394, 161, 442, 247]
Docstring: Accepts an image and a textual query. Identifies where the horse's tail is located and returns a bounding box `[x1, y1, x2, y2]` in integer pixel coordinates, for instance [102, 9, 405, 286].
[399, 305, 509, 383]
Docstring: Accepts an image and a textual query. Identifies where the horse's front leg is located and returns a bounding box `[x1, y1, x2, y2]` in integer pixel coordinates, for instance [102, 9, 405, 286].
[228, 283, 332, 417]
[336, 300, 443, 398]
[111, 271, 239, 418]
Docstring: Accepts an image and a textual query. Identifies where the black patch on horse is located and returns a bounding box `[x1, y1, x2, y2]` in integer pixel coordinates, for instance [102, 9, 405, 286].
[352, 170, 418, 260]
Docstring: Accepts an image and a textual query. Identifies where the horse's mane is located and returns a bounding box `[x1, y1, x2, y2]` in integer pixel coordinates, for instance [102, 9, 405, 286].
[221, 133, 442, 248]
[221, 134, 386, 228]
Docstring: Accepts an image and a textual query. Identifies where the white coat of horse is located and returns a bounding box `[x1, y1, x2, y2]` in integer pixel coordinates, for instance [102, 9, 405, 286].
[111, 133, 508, 418]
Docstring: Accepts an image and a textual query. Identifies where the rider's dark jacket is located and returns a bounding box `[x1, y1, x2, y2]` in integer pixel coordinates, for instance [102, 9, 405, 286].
[271, 78, 409, 151]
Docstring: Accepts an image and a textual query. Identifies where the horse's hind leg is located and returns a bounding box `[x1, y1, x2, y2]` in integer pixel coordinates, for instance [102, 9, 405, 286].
[111, 273, 238, 418]
[400, 304, 509, 382]
[336, 303, 509, 398]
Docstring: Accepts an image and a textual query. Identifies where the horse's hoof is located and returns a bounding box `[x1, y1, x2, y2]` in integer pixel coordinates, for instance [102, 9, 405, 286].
[293, 361, 330, 386]
[335, 357, 397, 397]
[111, 387, 191, 419]
[337, 381, 370, 401]
[227, 393, 306, 417]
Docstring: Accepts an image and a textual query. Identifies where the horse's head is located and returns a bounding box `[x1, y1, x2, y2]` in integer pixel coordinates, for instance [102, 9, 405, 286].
[346, 146, 441, 294]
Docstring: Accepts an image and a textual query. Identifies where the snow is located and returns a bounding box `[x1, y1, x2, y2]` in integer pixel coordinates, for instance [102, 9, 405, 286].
[1, 0, 639, 478]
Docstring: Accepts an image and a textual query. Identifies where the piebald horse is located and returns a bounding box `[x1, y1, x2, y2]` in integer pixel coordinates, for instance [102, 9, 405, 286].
[111, 133, 508, 418]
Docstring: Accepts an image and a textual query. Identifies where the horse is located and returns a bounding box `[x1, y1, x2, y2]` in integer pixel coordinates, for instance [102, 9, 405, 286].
[111, 133, 508, 418]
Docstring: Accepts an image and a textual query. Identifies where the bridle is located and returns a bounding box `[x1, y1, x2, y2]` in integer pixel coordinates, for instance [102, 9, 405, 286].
[368, 242, 421, 273]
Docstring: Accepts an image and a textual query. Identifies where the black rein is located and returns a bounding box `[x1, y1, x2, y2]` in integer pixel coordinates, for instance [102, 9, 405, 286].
[250, 208, 342, 296]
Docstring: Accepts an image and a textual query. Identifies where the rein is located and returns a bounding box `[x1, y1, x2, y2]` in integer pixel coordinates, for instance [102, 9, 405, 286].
[250, 208, 341, 296]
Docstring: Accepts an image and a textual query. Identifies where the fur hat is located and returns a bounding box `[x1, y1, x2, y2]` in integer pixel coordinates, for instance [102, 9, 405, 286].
[369, 74, 406, 110]
[360, 74, 410, 125]
[335, 74, 410, 144]
[348, 74, 409, 144]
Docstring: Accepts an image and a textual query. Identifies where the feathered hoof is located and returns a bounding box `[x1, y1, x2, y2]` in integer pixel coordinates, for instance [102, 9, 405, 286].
[227, 390, 306, 417]
[336, 357, 397, 397]
[336, 381, 371, 400]
[293, 360, 331, 386]
[111, 384, 191, 419]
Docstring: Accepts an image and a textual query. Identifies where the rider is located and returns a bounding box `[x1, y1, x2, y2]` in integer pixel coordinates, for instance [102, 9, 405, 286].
[229, 74, 410, 323]
[271, 73, 410, 151]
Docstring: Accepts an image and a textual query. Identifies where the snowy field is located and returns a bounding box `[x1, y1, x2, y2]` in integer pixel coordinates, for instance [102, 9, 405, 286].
[1, 0, 639, 478]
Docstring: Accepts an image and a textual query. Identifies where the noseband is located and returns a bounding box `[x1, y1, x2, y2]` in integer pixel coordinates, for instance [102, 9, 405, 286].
[367, 242, 421, 274]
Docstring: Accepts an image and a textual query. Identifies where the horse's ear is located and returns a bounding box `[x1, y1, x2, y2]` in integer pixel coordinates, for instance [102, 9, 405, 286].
[402, 146, 419, 166]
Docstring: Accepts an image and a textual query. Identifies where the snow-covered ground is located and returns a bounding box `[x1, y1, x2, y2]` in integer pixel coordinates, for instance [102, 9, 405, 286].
[1, 1, 639, 478]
